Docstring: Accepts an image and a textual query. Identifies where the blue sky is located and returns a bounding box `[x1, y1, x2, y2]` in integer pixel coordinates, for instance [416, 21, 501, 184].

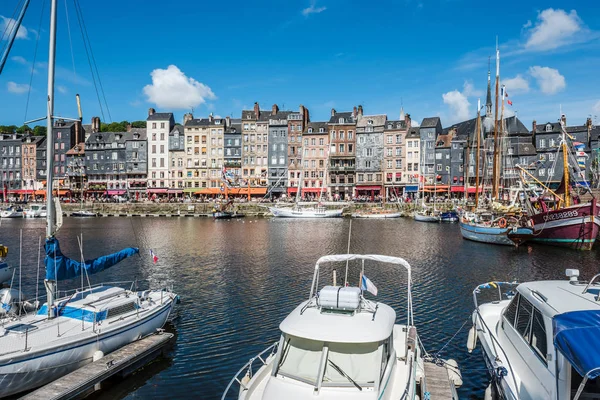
[0, 0, 599, 129]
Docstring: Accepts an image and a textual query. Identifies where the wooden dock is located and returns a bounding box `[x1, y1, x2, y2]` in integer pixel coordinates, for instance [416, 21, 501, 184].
[422, 361, 458, 400]
[21, 332, 174, 400]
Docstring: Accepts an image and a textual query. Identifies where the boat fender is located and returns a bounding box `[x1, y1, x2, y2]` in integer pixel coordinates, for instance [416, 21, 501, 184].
[467, 325, 477, 353]
[93, 350, 104, 362]
[495, 366, 508, 378]
[484, 384, 492, 400]
[498, 218, 507, 228]
[444, 359, 463, 387]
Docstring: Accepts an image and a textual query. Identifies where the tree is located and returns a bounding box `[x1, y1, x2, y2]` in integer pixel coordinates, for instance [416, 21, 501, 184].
[100, 121, 129, 132]
[33, 125, 47, 136]
[0, 125, 18, 134]
[131, 121, 146, 128]
[16, 124, 31, 134]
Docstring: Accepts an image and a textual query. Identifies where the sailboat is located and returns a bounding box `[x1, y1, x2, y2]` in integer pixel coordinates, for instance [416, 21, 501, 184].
[0, 1, 178, 397]
[458, 48, 532, 246]
[269, 136, 344, 218]
[520, 120, 600, 250]
[414, 142, 440, 222]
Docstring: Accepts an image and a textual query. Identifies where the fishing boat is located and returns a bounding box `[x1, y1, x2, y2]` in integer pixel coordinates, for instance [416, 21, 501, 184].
[518, 121, 600, 250]
[440, 210, 459, 222]
[23, 204, 47, 218]
[222, 254, 462, 399]
[212, 200, 245, 219]
[459, 212, 532, 246]
[468, 269, 600, 399]
[0, 1, 179, 396]
[0, 205, 24, 218]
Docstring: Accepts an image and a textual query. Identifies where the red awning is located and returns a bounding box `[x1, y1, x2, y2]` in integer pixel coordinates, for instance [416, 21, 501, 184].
[355, 185, 382, 191]
[302, 188, 324, 193]
[450, 186, 464, 192]
[8, 190, 34, 194]
[467, 187, 484, 193]
[147, 188, 168, 194]
[287, 187, 299, 194]
[106, 190, 126, 195]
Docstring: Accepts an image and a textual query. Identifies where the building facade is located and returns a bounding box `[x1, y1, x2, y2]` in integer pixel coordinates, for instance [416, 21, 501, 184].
[355, 110, 386, 199]
[146, 109, 174, 191]
[168, 124, 185, 191]
[287, 106, 309, 197]
[22, 135, 44, 193]
[85, 132, 128, 196]
[302, 122, 329, 199]
[267, 105, 291, 197]
[224, 121, 242, 175]
[126, 128, 148, 195]
[0, 134, 23, 193]
[419, 117, 442, 184]
[241, 102, 269, 188]
[383, 113, 410, 199]
[328, 108, 357, 200]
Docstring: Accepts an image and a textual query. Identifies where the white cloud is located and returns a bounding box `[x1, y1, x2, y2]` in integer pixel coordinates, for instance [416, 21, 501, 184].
[593, 100, 600, 115]
[524, 9, 583, 51]
[143, 65, 216, 110]
[302, 1, 326, 16]
[11, 55, 28, 64]
[57, 85, 67, 94]
[411, 120, 420, 127]
[442, 89, 470, 123]
[503, 74, 530, 94]
[0, 16, 29, 40]
[528, 66, 566, 95]
[462, 80, 483, 97]
[522, 20, 532, 29]
[7, 82, 30, 94]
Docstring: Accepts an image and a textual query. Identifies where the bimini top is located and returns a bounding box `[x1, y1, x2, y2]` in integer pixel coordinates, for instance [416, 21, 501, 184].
[517, 280, 600, 318]
[554, 310, 600, 379]
[279, 299, 396, 343]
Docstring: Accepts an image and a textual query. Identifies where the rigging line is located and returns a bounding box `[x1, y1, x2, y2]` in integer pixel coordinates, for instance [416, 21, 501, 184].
[63, 0, 77, 78]
[23, 0, 46, 123]
[73, 0, 111, 122]
[71, 0, 104, 122]
[0, 0, 24, 50]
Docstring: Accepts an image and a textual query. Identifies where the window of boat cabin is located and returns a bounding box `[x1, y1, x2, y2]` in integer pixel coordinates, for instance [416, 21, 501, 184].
[277, 335, 323, 384]
[503, 293, 548, 363]
[323, 341, 379, 387]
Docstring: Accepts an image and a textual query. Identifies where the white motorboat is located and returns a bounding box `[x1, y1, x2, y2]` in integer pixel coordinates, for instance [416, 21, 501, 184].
[23, 204, 47, 218]
[413, 210, 440, 222]
[469, 269, 600, 399]
[269, 205, 344, 218]
[70, 210, 97, 217]
[223, 254, 462, 399]
[352, 209, 401, 219]
[0, 205, 24, 218]
[0, 1, 179, 396]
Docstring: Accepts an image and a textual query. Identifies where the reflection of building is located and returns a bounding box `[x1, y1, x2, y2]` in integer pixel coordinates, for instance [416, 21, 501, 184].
[302, 122, 329, 199]
[328, 108, 357, 200]
[355, 109, 386, 199]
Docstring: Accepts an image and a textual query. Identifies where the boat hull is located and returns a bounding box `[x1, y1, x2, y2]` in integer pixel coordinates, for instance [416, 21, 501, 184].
[269, 207, 344, 218]
[213, 211, 232, 219]
[0, 212, 23, 218]
[414, 214, 440, 222]
[529, 200, 600, 250]
[0, 262, 13, 284]
[459, 222, 532, 246]
[0, 299, 174, 397]
[352, 212, 402, 219]
[71, 211, 97, 217]
[440, 211, 459, 222]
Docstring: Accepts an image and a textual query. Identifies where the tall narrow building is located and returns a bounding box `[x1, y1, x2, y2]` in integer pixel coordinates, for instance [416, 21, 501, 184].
[146, 108, 175, 194]
[328, 108, 357, 200]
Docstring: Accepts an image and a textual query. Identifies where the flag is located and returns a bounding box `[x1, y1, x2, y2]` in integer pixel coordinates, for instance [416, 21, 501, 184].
[507, 100, 513, 106]
[573, 142, 585, 151]
[149, 249, 158, 264]
[361, 275, 378, 296]
[577, 151, 588, 158]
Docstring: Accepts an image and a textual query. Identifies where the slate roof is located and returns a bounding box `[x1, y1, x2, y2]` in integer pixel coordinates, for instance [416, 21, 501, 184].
[420, 117, 440, 128]
[356, 114, 387, 128]
[169, 124, 184, 136]
[147, 112, 173, 121]
[225, 123, 242, 134]
[85, 131, 128, 146]
[515, 143, 537, 155]
[436, 133, 453, 148]
[385, 120, 407, 130]
[328, 111, 354, 124]
[443, 115, 528, 138]
[242, 110, 256, 120]
[534, 121, 588, 134]
[304, 122, 329, 134]
[66, 143, 85, 155]
[406, 127, 420, 139]
[128, 128, 147, 139]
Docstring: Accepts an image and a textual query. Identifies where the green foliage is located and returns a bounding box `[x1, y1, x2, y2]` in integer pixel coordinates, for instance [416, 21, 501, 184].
[33, 125, 47, 136]
[100, 121, 130, 132]
[131, 121, 146, 128]
[16, 124, 31, 134]
[0, 125, 18, 134]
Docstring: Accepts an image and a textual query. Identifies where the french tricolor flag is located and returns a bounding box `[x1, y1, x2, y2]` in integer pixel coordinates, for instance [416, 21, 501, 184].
[150, 249, 158, 264]
[361, 275, 378, 296]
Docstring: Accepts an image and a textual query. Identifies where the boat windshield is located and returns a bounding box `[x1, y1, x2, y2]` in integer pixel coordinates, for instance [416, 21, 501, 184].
[276, 335, 380, 387]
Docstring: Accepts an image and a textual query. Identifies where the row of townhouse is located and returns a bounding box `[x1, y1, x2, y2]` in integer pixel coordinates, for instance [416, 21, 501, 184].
[2, 106, 599, 200]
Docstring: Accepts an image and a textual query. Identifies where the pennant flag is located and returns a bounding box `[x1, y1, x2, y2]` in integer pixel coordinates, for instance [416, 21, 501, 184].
[573, 142, 585, 151]
[149, 249, 158, 264]
[361, 275, 378, 296]
[507, 100, 513, 106]
[577, 151, 588, 158]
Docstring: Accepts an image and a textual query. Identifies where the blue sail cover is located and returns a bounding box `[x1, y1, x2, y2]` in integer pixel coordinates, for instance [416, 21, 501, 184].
[45, 237, 139, 281]
[553, 310, 600, 379]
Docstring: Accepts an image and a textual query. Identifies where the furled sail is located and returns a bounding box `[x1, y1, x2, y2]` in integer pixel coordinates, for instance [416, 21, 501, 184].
[45, 237, 139, 281]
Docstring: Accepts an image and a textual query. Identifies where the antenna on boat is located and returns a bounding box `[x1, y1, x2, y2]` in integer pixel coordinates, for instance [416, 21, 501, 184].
[343, 220, 352, 286]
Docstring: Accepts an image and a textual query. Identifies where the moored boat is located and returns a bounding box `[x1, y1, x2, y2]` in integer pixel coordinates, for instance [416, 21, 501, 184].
[71, 210, 97, 217]
[352, 207, 401, 218]
[440, 210, 459, 222]
[459, 211, 532, 246]
[23, 204, 46, 218]
[469, 269, 600, 399]
[0, 205, 24, 218]
[270, 205, 344, 218]
[222, 254, 462, 399]
[414, 209, 440, 222]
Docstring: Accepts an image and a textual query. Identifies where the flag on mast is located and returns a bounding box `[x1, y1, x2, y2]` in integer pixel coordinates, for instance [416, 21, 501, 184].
[361, 275, 378, 296]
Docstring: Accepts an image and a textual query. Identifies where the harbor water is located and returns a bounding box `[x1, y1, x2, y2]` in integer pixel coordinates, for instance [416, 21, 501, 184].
[1, 216, 599, 399]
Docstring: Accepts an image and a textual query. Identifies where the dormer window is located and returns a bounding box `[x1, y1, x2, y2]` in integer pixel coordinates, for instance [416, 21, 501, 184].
[545, 124, 552, 132]
[388, 124, 392, 129]
[134, 134, 139, 139]
[308, 128, 313, 133]
[368, 120, 373, 125]
[339, 118, 345, 123]
[319, 128, 324, 133]
[215, 120, 221, 125]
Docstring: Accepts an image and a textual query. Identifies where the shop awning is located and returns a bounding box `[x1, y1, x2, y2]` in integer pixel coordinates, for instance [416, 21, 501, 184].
[423, 185, 448, 192]
[554, 310, 600, 379]
[450, 186, 465, 192]
[224, 187, 268, 195]
[302, 188, 324, 193]
[8, 190, 34, 194]
[287, 187, 299, 194]
[147, 188, 168, 194]
[355, 186, 382, 191]
[167, 189, 183, 194]
[405, 185, 419, 193]
[194, 188, 222, 195]
[106, 190, 126, 195]
[183, 188, 197, 193]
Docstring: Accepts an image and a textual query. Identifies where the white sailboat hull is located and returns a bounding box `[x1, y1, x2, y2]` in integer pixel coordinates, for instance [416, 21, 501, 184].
[269, 207, 344, 218]
[352, 212, 402, 219]
[0, 295, 175, 397]
[0, 211, 23, 218]
[413, 214, 440, 222]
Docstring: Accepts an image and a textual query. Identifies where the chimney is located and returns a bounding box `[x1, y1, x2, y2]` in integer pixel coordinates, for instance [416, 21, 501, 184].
[183, 113, 193, 125]
[209, 113, 214, 123]
[148, 108, 155, 116]
[561, 114, 567, 127]
[405, 113, 411, 129]
[299, 104, 305, 116]
[358, 105, 363, 117]
[74, 121, 79, 144]
[127, 123, 132, 132]
[303, 107, 310, 127]
[532, 120, 537, 133]
[226, 116, 231, 127]
[331, 108, 336, 117]
[271, 104, 279, 116]
[254, 102, 260, 120]
[352, 106, 358, 119]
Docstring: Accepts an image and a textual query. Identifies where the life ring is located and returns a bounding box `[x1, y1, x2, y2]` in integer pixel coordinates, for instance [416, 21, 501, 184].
[498, 218, 507, 228]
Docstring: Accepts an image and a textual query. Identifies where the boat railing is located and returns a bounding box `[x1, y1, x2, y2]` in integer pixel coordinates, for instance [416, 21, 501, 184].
[221, 341, 279, 400]
[472, 281, 520, 397]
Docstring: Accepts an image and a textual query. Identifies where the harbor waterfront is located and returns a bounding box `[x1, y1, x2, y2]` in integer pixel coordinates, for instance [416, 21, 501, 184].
[1, 216, 599, 399]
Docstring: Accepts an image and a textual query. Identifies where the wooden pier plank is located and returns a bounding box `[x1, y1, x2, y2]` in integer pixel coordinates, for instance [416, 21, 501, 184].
[422, 362, 456, 400]
[20, 332, 173, 400]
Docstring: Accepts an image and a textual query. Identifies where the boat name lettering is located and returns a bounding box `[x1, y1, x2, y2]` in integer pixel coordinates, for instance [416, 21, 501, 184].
[543, 210, 579, 221]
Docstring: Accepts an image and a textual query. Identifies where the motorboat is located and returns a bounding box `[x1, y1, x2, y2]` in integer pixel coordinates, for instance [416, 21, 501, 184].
[23, 204, 47, 218]
[469, 269, 600, 399]
[223, 254, 462, 399]
[0, 205, 24, 218]
[440, 210, 459, 223]
[269, 205, 344, 218]
[70, 210, 97, 217]
[352, 208, 401, 219]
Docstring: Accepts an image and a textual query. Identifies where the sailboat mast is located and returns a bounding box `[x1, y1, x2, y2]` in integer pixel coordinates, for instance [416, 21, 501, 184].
[492, 43, 500, 200]
[499, 84, 506, 196]
[562, 124, 571, 207]
[44, 0, 58, 318]
[475, 101, 482, 206]
[296, 138, 305, 203]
